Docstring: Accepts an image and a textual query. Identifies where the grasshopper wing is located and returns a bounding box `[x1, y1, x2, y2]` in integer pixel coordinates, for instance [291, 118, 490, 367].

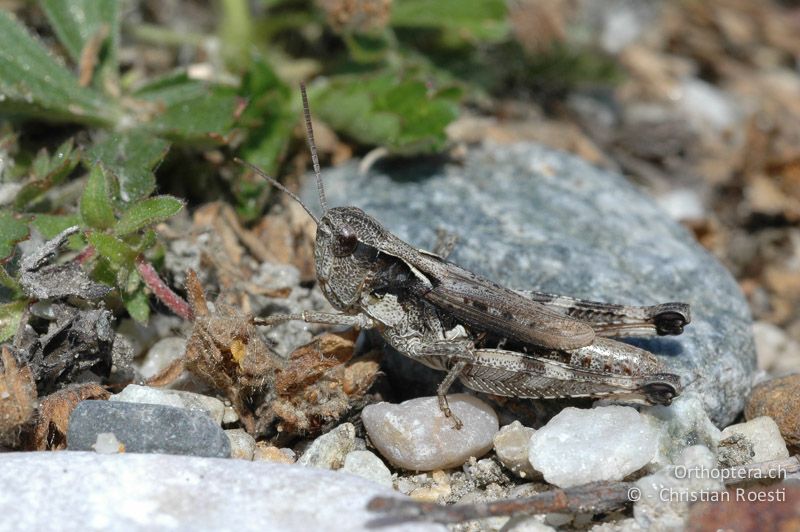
[422, 263, 595, 350]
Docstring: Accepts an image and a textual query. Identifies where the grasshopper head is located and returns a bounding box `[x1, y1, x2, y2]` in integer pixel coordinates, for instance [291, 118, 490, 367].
[315, 206, 388, 311]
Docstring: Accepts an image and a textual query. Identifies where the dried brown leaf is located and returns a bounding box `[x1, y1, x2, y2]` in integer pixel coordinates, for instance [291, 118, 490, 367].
[0, 346, 37, 446]
[32, 382, 109, 450]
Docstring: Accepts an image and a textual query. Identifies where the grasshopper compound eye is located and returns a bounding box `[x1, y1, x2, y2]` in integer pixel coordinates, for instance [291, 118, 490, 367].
[334, 224, 358, 257]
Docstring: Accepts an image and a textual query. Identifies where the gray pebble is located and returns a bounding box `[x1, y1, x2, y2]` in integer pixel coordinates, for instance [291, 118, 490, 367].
[226, 429, 256, 460]
[67, 401, 230, 458]
[297, 423, 356, 469]
[342, 450, 393, 487]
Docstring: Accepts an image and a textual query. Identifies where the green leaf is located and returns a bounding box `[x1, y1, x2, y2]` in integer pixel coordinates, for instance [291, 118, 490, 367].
[313, 73, 461, 155]
[0, 11, 120, 126]
[31, 213, 82, 239]
[0, 300, 27, 342]
[87, 232, 137, 267]
[123, 286, 150, 324]
[391, 0, 508, 42]
[39, 0, 120, 89]
[31, 213, 84, 250]
[237, 56, 293, 176]
[87, 131, 170, 202]
[0, 265, 22, 296]
[80, 165, 116, 230]
[14, 139, 81, 209]
[114, 196, 184, 236]
[132, 70, 239, 141]
[0, 210, 30, 263]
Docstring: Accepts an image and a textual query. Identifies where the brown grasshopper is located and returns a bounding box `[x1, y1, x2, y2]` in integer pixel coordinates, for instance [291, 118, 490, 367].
[240, 85, 690, 429]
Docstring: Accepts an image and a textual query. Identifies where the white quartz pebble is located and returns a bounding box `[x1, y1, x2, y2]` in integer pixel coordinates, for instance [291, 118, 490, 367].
[110, 384, 225, 425]
[341, 450, 393, 487]
[529, 406, 658, 488]
[493, 421, 538, 479]
[720, 416, 789, 463]
[362, 394, 499, 471]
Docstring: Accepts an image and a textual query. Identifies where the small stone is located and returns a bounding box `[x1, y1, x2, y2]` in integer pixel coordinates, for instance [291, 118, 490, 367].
[529, 406, 658, 488]
[254, 443, 295, 464]
[493, 421, 538, 479]
[67, 401, 230, 458]
[226, 429, 256, 460]
[641, 392, 721, 466]
[745, 374, 800, 446]
[138, 336, 187, 379]
[504, 515, 557, 532]
[110, 384, 225, 425]
[634, 445, 724, 531]
[717, 433, 755, 468]
[362, 394, 498, 471]
[342, 450, 392, 488]
[720, 417, 789, 463]
[463, 457, 509, 489]
[92, 433, 124, 454]
[298, 423, 355, 469]
[752, 321, 800, 373]
[409, 470, 451, 503]
[222, 405, 239, 424]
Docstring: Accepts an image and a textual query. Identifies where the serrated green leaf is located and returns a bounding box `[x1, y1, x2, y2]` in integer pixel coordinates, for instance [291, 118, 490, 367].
[0, 300, 27, 342]
[123, 286, 150, 324]
[313, 74, 460, 155]
[114, 196, 184, 236]
[80, 165, 116, 230]
[39, 0, 120, 90]
[87, 132, 170, 202]
[0, 11, 120, 126]
[133, 70, 239, 141]
[87, 232, 137, 267]
[391, 0, 508, 42]
[0, 210, 30, 263]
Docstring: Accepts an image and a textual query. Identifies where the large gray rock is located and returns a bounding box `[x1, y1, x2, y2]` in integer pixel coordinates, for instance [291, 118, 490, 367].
[0, 452, 440, 532]
[301, 142, 755, 426]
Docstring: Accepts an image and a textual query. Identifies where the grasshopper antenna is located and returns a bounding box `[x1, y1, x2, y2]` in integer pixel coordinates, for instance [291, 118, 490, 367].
[300, 82, 328, 214]
[234, 158, 319, 226]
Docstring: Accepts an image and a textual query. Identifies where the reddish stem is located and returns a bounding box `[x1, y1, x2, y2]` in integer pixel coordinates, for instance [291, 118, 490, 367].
[135, 256, 193, 321]
[74, 245, 96, 265]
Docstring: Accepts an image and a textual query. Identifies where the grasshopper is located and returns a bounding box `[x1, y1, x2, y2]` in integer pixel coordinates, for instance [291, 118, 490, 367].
[240, 85, 690, 429]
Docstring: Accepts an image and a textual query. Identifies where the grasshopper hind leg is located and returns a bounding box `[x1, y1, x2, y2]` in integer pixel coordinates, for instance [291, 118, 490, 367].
[437, 360, 469, 430]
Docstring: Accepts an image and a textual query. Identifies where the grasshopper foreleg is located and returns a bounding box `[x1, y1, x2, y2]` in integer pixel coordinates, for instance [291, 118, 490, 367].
[252, 311, 377, 329]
